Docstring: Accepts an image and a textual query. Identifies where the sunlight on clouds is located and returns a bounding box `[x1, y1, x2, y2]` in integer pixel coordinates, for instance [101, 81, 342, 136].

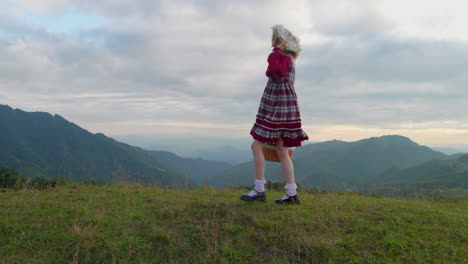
[84, 120, 251, 138]
[82, 119, 468, 148]
[304, 123, 468, 146]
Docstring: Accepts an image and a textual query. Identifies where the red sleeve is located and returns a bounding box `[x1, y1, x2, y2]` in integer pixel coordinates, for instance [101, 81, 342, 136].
[265, 47, 292, 78]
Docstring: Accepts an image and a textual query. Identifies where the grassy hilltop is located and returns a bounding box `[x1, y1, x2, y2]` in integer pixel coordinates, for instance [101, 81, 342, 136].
[0, 185, 466, 264]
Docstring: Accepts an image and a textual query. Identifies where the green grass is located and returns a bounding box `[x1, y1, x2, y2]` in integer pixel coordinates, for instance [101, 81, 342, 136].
[0, 185, 466, 264]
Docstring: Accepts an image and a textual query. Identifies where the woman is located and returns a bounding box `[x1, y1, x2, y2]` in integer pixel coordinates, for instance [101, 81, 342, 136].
[240, 25, 309, 205]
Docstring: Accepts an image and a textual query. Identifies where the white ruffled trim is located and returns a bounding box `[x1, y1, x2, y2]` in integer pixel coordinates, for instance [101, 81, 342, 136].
[255, 179, 266, 184]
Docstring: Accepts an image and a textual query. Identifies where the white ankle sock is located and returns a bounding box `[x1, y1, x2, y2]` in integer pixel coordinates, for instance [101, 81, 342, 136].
[248, 179, 266, 196]
[282, 183, 297, 199]
[255, 179, 266, 192]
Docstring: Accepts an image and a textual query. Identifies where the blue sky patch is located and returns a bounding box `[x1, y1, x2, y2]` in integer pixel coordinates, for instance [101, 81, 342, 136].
[3, 2, 107, 33]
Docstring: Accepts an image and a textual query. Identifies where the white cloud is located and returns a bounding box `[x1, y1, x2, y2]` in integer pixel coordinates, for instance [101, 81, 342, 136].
[377, 0, 468, 42]
[1, 0, 468, 149]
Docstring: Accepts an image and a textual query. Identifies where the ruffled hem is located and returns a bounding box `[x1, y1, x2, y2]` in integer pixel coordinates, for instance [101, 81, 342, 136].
[250, 131, 309, 147]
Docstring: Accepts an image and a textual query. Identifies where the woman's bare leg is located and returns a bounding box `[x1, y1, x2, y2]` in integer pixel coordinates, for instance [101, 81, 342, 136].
[276, 138, 299, 201]
[276, 138, 295, 184]
[251, 140, 266, 181]
[239, 140, 267, 198]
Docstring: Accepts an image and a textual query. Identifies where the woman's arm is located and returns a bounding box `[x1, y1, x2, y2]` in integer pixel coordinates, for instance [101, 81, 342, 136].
[266, 47, 292, 78]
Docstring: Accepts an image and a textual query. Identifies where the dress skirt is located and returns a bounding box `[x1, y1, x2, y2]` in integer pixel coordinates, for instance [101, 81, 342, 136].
[250, 77, 309, 147]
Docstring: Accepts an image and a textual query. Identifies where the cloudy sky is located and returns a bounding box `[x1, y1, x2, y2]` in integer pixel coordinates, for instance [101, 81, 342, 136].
[1, 0, 468, 153]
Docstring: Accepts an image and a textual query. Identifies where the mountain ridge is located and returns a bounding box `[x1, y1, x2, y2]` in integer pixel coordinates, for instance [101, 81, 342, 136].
[218, 135, 450, 190]
[0, 104, 189, 187]
[1, 104, 466, 196]
[355, 153, 468, 198]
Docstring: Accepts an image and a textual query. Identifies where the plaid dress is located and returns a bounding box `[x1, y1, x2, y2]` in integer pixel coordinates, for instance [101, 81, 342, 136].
[250, 54, 309, 147]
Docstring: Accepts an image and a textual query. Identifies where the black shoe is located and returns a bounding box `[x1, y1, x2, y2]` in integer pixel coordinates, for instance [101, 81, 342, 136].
[275, 194, 300, 205]
[240, 190, 266, 202]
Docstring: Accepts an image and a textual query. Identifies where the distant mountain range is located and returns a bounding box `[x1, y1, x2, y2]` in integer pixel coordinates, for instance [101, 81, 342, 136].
[432, 147, 468, 155]
[113, 134, 252, 165]
[361, 153, 468, 197]
[1, 104, 466, 197]
[0, 105, 189, 187]
[186, 146, 251, 165]
[216, 135, 455, 190]
[148, 150, 233, 186]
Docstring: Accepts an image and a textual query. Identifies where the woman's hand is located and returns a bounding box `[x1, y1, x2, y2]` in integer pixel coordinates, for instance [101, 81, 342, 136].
[277, 40, 289, 51]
